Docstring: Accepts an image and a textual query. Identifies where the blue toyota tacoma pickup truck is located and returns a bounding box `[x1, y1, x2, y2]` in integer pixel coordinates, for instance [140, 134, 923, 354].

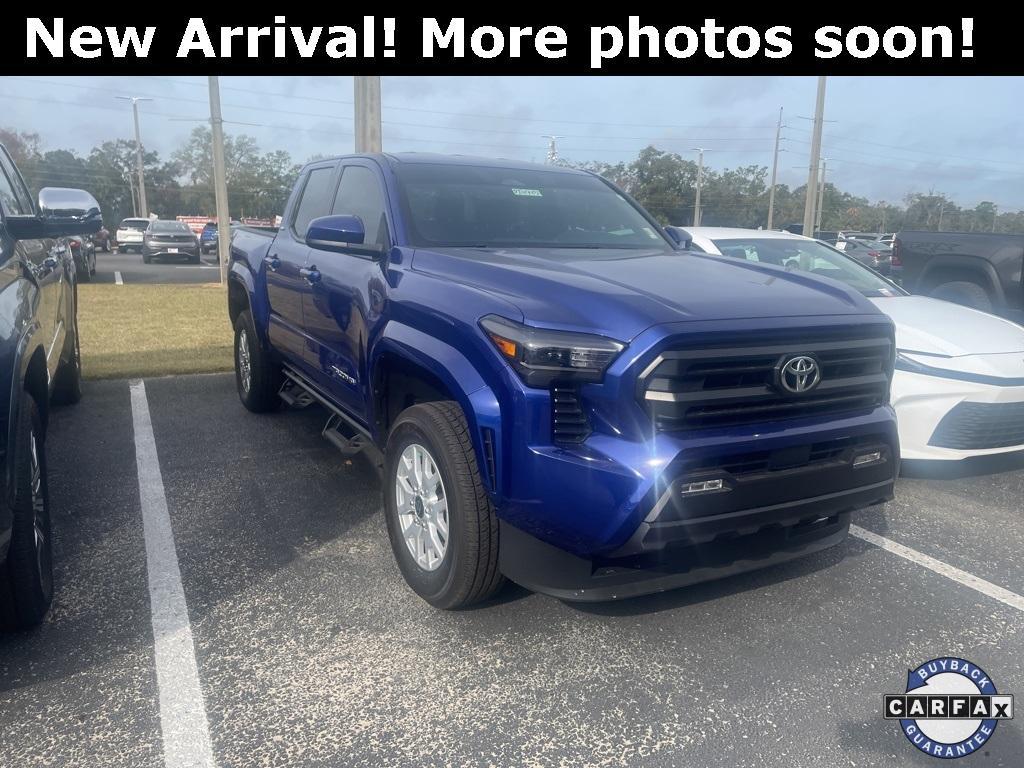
[229, 153, 899, 608]
[0, 143, 101, 628]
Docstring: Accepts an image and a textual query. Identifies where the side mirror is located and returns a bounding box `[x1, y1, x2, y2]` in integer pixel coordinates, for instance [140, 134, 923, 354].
[38, 187, 103, 237]
[664, 226, 692, 250]
[307, 214, 383, 258]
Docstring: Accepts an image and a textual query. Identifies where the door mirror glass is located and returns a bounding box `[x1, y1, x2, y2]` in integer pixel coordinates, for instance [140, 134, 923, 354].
[38, 187, 103, 236]
[307, 214, 382, 257]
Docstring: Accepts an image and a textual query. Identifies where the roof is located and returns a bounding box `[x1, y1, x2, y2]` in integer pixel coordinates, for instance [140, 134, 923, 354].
[303, 152, 589, 175]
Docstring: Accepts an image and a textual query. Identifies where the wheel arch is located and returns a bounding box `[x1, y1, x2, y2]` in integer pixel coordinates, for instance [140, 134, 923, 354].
[918, 257, 1005, 307]
[371, 324, 502, 494]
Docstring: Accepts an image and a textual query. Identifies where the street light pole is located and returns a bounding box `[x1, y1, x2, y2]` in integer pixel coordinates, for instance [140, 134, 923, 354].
[767, 107, 783, 230]
[802, 77, 827, 237]
[354, 76, 382, 153]
[208, 76, 232, 286]
[116, 96, 153, 218]
[692, 148, 708, 226]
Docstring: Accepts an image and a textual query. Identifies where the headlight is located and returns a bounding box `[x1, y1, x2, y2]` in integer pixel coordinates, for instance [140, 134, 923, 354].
[479, 315, 625, 387]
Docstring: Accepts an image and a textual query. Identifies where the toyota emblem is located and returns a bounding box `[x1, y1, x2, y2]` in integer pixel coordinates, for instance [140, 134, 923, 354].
[778, 355, 821, 394]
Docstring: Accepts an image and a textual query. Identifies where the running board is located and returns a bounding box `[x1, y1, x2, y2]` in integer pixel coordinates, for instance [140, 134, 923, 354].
[278, 378, 315, 409]
[279, 367, 384, 472]
[322, 413, 369, 456]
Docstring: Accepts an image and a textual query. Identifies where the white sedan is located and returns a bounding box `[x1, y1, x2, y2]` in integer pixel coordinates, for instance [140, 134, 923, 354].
[673, 227, 1024, 469]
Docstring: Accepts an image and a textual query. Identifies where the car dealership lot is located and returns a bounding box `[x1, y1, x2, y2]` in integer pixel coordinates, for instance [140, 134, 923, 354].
[92, 250, 221, 285]
[2, 373, 1023, 768]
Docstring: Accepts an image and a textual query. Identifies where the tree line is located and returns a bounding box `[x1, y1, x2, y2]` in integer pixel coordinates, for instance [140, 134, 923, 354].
[2, 126, 1021, 234]
[0, 125, 299, 226]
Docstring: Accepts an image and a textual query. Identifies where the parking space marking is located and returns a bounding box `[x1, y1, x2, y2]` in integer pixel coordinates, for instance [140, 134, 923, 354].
[115, 270, 124, 285]
[851, 525, 1024, 612]
[130, 380, 216, 768]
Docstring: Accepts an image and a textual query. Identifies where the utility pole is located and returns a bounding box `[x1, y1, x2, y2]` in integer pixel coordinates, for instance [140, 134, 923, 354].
[814, 158, 828, 234]
[124, 171, 138, 218]
[116, 96, 152, 218]
[802, 77, 827, 237]
[992, 205, 998, 232]
[542, 135, 564, 165]
[767, 107, 783, 230]
[937, 203, 945, 231]
[692, 148, 708, 226]
[354, 76, 383, 153]
[208, 76, 232, 286]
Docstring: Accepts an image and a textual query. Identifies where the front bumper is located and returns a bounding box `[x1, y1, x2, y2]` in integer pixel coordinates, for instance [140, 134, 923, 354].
[892, 370, 1024, 461]
[496, 408, 898, 600]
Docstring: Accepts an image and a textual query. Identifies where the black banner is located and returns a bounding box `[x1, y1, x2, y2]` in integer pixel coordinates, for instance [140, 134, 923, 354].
[2, 13, 1009, 75]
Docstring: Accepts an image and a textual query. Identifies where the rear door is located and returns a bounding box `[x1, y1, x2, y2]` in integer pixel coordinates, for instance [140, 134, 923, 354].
[301, 161, 391, 422]
[265, 162, 339, 363]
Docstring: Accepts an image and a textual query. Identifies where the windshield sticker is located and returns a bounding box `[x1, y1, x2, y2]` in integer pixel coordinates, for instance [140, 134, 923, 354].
[512, 188, 543, 197]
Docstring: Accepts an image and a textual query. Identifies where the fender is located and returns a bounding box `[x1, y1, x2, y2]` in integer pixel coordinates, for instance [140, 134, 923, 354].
[371, 322, 503, 494]
[918, 255, 1006, 307]
[228, 262, 271, 347]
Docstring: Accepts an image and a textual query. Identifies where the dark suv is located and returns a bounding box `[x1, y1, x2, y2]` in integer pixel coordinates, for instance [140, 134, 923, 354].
[0, 144, 101, 629]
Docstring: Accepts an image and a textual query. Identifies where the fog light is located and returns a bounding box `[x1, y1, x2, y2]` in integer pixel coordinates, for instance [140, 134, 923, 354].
[680, 478, 727, 495]
[853, 450, 884, 468]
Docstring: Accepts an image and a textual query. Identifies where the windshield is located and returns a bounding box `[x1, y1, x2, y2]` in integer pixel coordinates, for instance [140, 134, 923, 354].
[149, 221, 191, 234]
[120, 219, 150, 230]
[712, 237, 904, 298]
[394, 163, 669, 249]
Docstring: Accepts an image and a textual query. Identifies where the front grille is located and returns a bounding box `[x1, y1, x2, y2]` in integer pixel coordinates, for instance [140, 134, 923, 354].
[551, 385, 590, 442]
[684, 434, 880, 477]
[929, 401, 1024, 450]
[641, 334, 892, 431]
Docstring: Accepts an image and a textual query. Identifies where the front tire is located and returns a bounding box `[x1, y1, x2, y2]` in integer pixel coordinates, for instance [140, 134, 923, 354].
[142, 252, 151, 264]
[233, 309, 281, 412]
[384, 402, 504, 609]
[0, 394, 54, 629]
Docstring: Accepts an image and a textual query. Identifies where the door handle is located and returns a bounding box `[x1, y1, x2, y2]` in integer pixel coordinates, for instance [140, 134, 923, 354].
[300, 266, 322, 284]
[263, 254, 281, 272]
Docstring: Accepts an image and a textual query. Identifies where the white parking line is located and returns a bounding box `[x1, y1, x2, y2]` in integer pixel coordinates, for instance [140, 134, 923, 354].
[129, 380, 216, 768]
[851, 525, 1024, 613]
[115, 271, 124, 285]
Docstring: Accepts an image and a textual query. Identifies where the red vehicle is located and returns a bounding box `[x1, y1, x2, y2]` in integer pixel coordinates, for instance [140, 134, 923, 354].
[89, 225, 111, 252]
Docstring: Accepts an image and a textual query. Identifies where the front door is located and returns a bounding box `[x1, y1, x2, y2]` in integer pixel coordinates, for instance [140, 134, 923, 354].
[302, 162, 391, 424]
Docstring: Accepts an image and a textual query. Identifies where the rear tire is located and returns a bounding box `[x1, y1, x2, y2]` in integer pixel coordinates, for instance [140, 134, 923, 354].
[931, 281, 993, 312]
[189, 254, 201, 265]
[0, 394, 54, 629]
[383, 401, 504, 609]
[233, 309, 281, 413]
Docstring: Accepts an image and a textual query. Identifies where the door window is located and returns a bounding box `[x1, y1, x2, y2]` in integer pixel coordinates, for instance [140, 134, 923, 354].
[332, 166, 389, 248]
[0, 151, 30, 216]
[292, 167, 336, 239]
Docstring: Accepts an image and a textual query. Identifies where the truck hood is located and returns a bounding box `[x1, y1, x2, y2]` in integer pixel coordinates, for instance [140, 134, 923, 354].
[412, 246, 876, 340]
[869, 295, 1024, 356]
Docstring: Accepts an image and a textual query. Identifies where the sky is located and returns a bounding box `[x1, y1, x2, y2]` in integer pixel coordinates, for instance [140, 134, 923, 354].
[2, 75, 1022, 210]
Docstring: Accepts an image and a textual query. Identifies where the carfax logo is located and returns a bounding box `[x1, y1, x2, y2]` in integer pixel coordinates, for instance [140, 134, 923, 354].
[885, 658, 1014, 759]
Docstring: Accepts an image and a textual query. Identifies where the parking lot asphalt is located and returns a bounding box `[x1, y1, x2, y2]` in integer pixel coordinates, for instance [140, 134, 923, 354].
[2, 373, 1023, 767]
[91, 249, 221, 285]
